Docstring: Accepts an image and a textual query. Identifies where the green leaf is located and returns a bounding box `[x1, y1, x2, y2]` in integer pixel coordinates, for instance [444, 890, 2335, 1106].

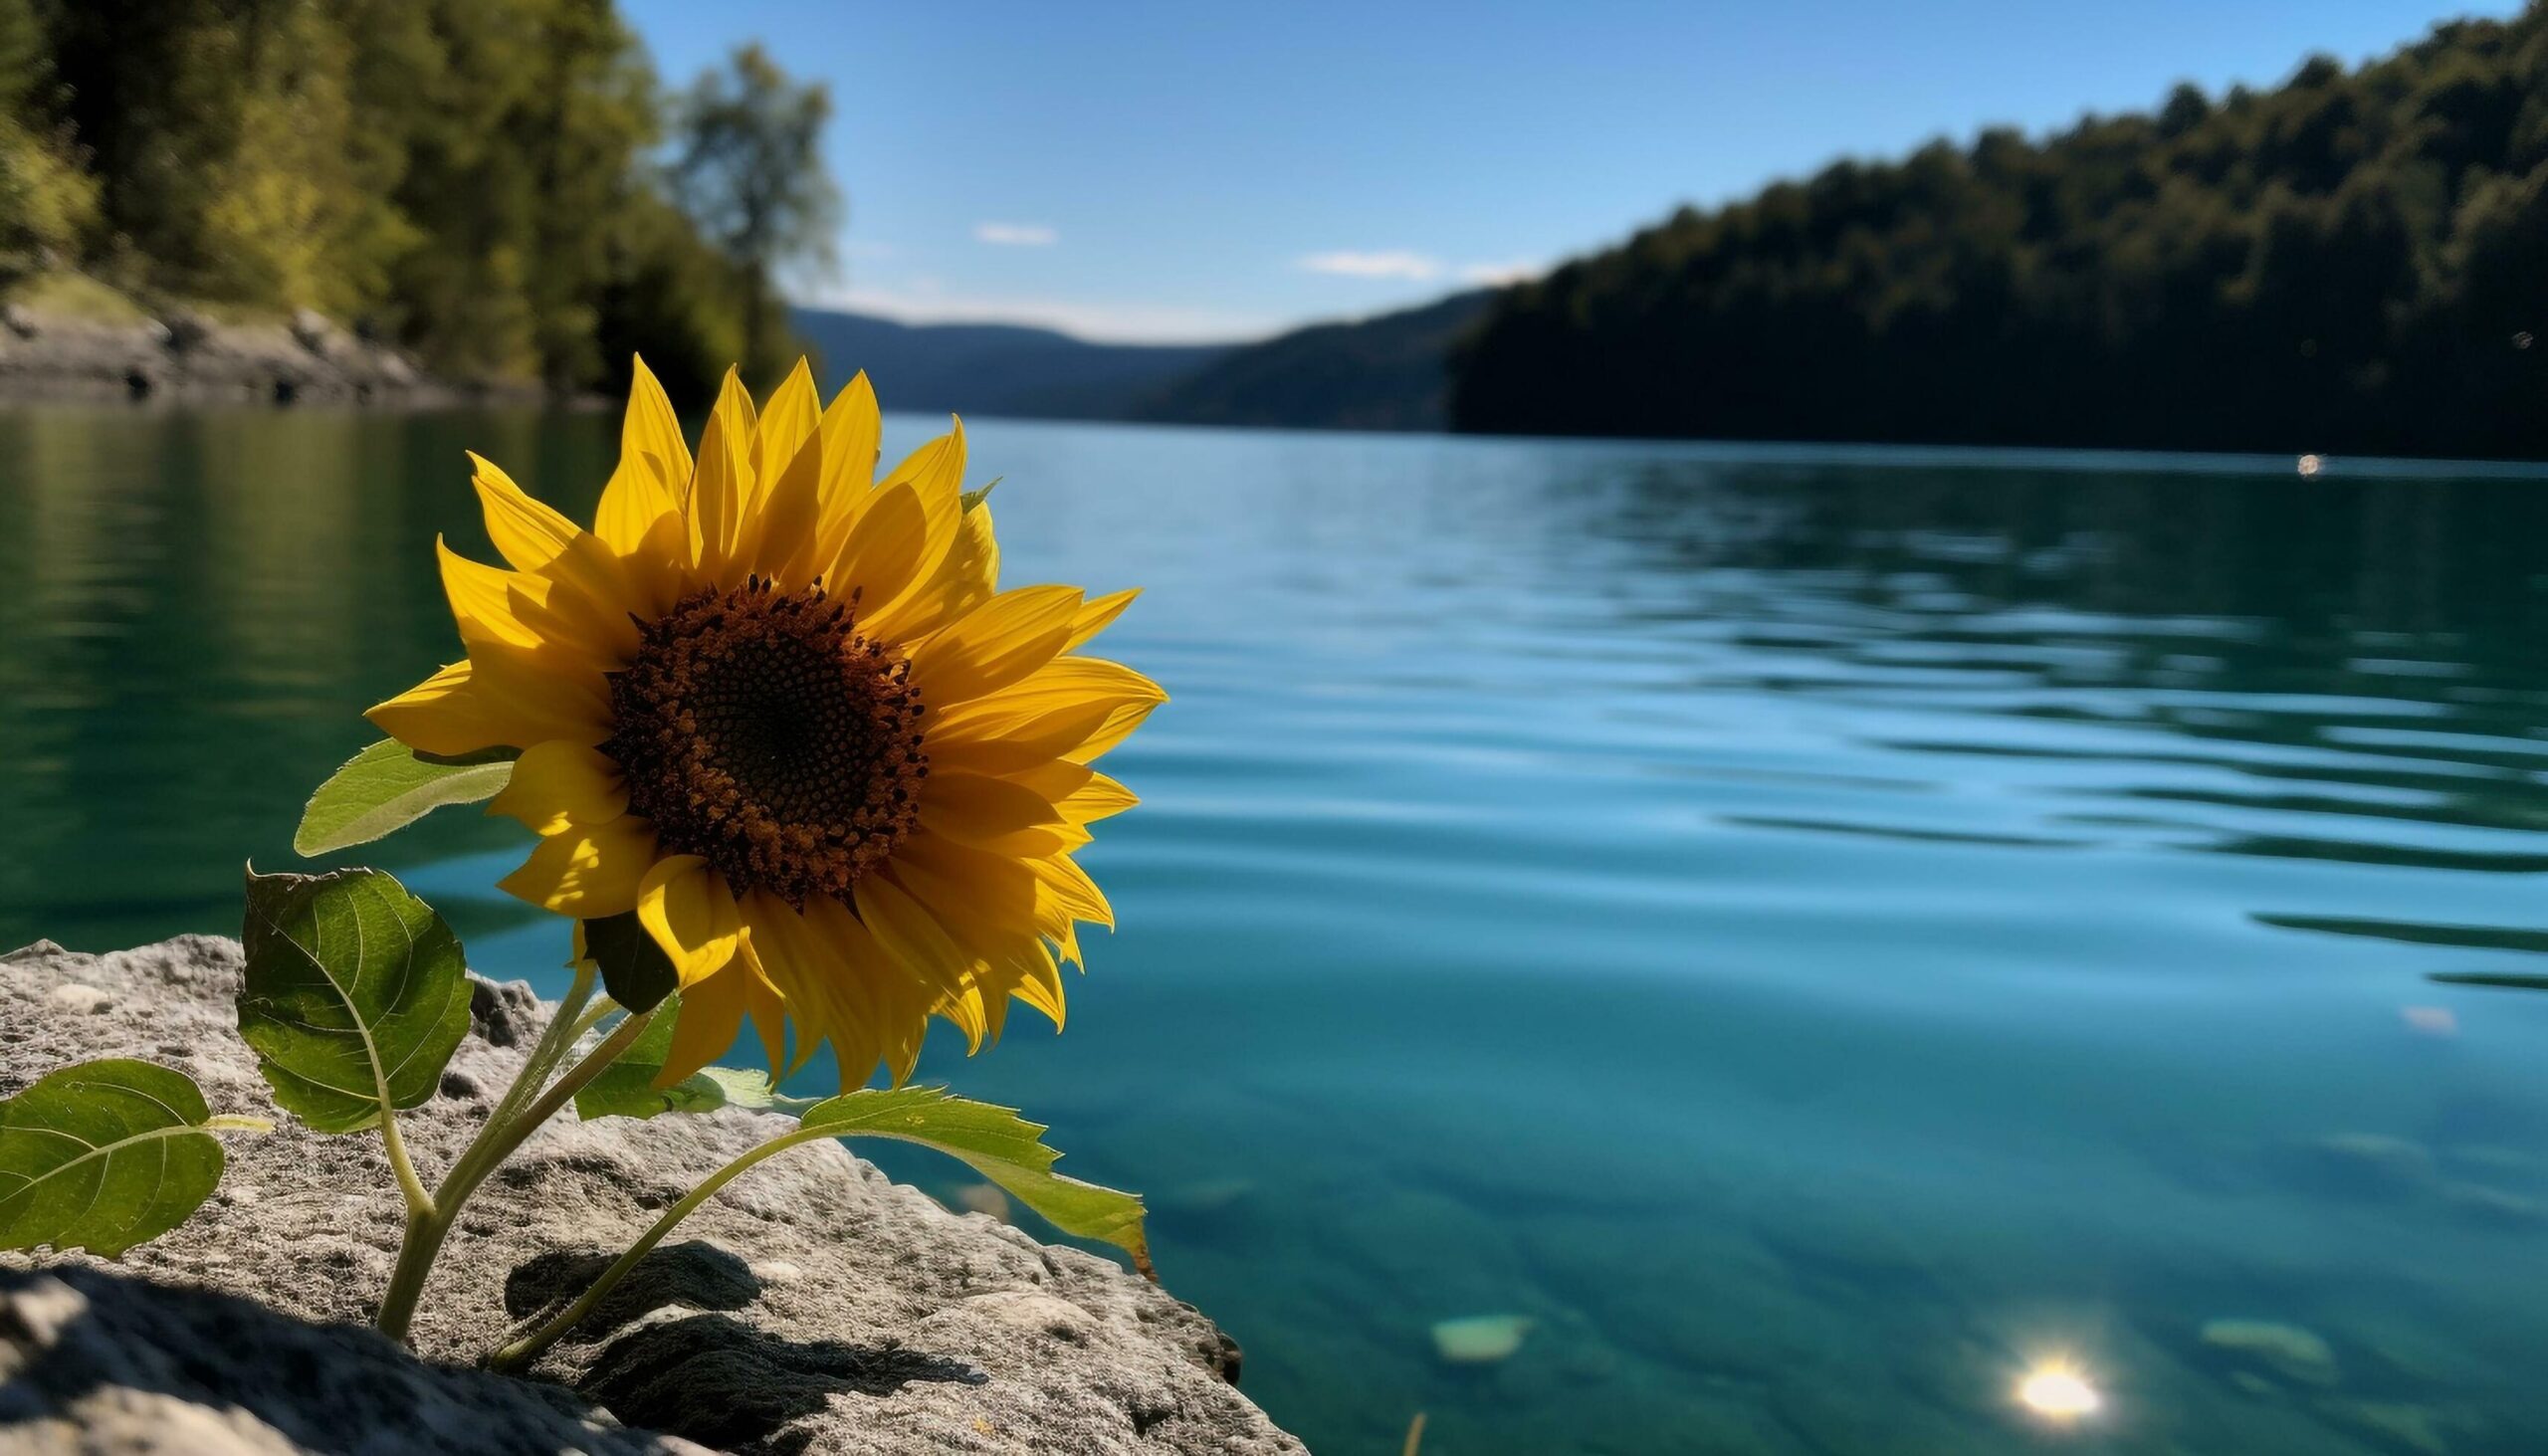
[580, 912, 678, 1015]
[295, 738, 516, 857]
[698, 1068, 816, 1114]
[959, 477, 1001, 514]
[238, 867, 474, 1135]
[0, 1059, 268, 1257]
[573, 996, 730, 1121]
[797, 1086, 1146, 1258]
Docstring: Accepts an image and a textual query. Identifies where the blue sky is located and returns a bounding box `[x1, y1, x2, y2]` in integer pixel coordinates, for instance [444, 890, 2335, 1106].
[624, 0, 2516, 343]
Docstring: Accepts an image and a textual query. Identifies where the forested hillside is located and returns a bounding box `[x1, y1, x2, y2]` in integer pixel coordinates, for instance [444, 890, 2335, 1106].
[1453, 7, 2548, 458]
[1137, 291, 1490, 431]
[0, 0, 832, 402]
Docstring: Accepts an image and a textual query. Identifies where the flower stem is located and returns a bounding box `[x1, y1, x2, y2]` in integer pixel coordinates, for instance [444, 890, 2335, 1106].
[373, 966, 646, 1345]
[486, 1122, 833, 1372]
[379, 1098, 434, 1222]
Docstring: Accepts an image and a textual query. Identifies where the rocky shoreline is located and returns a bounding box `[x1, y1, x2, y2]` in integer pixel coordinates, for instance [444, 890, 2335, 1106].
[0, 936, 1304, 1455]
[0, 302, 542, 407]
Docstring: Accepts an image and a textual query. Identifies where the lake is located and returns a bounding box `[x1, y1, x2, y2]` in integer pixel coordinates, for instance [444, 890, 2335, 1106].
[4, 406, 2547, 1455]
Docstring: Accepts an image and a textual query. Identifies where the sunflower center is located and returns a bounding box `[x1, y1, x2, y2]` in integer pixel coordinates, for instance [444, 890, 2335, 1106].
[603, 578, 927, 906]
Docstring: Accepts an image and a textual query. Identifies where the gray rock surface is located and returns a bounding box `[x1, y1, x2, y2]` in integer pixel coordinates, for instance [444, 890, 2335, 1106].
[0, 937, 1304, 1455]
[0, 1267, 708, 1455]
[0, 303, 523, 406]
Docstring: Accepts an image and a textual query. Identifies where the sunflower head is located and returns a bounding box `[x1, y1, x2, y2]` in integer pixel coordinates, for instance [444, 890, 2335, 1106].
[369, 358, 1160, 1089]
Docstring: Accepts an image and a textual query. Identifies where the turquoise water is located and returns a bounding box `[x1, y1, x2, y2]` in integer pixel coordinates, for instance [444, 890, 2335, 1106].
[4, 407, 2548, 1454]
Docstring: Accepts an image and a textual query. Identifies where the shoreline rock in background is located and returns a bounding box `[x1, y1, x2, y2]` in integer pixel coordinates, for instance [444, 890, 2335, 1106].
[0, 936, 1304, 1455]
[0, 295, 539, 408]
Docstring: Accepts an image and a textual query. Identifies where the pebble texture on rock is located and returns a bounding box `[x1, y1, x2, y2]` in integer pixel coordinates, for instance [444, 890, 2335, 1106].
[0, 937, 1306, 1456]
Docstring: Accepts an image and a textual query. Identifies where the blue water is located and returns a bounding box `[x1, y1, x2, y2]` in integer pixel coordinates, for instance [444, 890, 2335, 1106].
[5, 407, 2547, 1453]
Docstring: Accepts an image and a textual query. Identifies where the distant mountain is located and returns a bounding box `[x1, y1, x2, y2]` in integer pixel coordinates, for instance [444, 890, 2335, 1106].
[789, 308, 1230, 421]
[790, 292, 1496, 433]
[1134, 291, 1492, 432]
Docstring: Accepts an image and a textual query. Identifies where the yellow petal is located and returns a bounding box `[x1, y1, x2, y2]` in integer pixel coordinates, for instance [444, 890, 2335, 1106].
[751, 358, 820, 490]
[593, 356, 691, 551]
[367, 661, 505, 756]
[466, 640, 613, 741]
[437, 539, 540, 650]
[1066, 588, 1139, 650]
[739, 928, 789, 1079]
[637, 855, 743, 986]
[469, 452, 582, 573]
[686, 383, 746, 573]
[851, 420, 966, 630]
[907, 584, 1083, 706]
[933, 656, 1166, 733]
[1030, 852, 1114, 930]
[806, 370, 882, 573]
[867, 500, 1000, 645]
[745, 421, 824, 584]
[826, 482, 927, 606]
[892, 832, 1041, 928]
[743, 892, 857, 1079]
[888, 836, 1062, 1035]
[655, 955, 749, 1089]
[487, 739, 627, 832]
[927, 697, 1126, 775]
[1060, 768, 1139, 824]
[496, 816, 658, 918]
[804, 894, 916, 1084]
[854, 873, 985, 1047]
[1066, 697, 1163, 764]
[917, 770, 1070, 856]
[1010, 761, 1139, 825]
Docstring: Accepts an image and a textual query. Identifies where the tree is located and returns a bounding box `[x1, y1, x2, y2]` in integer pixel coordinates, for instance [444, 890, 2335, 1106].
[1450, 2, 2548, 458]
[665, 43, 839, 377]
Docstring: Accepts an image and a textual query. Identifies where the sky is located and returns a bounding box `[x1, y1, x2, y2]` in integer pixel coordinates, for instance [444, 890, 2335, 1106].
[623, 0, 2520, 344]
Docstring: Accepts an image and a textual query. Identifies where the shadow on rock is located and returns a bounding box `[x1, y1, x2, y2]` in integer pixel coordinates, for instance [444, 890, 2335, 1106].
[505, 1239, 761, 1338]
[582, 1313, 985, 1453]
[0, 1266, 677, 1454]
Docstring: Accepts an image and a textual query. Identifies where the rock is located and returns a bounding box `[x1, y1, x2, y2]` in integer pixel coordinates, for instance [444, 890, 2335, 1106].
[1429, 1314, 1533, 1365]
[43, 982, 109, 1014]
[288, 309, 333, 352]
[2201, 1319, 2339, 1388]
[0, 937, 1304, 1455]
[469, 975, 543, 1047]
[158, 309, 211, 352]
[2, 302, 37, 339]
[0, 1268, 702, 1455]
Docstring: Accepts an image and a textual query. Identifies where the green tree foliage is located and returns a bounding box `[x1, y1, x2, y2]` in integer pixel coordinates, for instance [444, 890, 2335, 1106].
[1452, 7, 2548, 458]
[2, 0, 832, 397]
[0, 0, 97, 263]
[665, 42, 840, 376]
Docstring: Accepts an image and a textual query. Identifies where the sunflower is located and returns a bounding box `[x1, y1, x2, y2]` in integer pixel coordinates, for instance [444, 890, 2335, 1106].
[368, 358, 1161, 1089]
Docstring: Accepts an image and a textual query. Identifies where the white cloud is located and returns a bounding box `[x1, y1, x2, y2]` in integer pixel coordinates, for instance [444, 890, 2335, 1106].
[974, 222, 1058, 247]
[806, 283, 1279, 345]
[1459, 258, 1544, 287]
[1296, 250, 1442, 282]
